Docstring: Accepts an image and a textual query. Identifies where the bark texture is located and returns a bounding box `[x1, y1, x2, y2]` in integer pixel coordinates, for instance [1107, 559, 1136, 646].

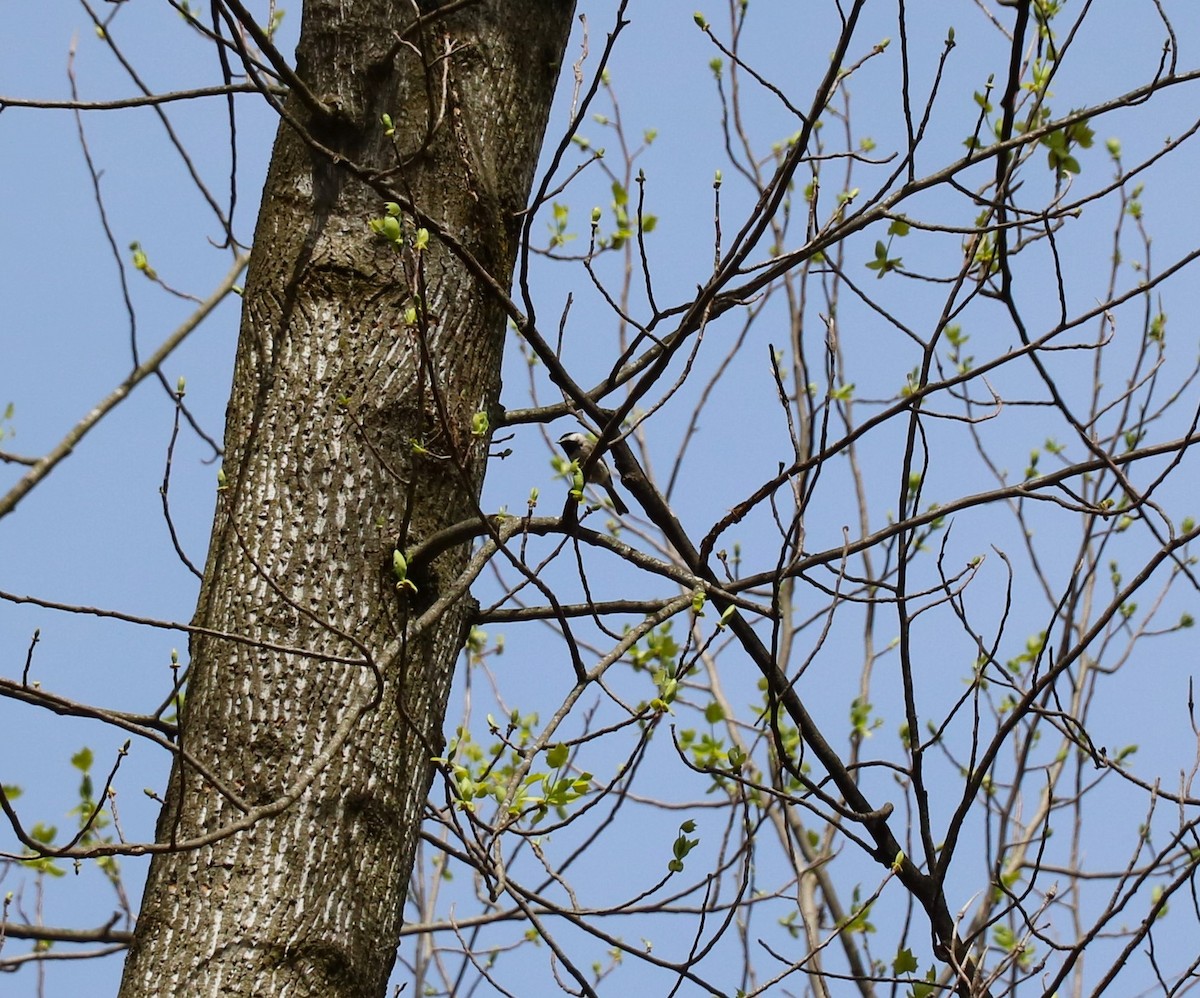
[118, 3, 575, 995]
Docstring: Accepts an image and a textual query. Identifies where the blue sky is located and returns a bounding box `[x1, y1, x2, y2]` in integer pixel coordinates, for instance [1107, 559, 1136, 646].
[5, 2, 1200, 995]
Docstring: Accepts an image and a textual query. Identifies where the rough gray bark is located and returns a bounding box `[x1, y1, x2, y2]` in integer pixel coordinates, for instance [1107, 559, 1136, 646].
[118, 3, 575, 995]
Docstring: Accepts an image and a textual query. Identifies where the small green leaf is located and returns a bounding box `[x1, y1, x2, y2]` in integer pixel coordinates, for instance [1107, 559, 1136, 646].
[893, 946, 919, 974]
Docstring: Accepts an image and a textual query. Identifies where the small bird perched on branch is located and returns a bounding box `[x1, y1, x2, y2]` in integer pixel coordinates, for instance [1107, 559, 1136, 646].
[558, 431, 629, 516]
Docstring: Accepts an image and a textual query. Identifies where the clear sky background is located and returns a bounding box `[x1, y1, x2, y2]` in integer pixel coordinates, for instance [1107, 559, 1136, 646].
[5, 2, 1200, 995]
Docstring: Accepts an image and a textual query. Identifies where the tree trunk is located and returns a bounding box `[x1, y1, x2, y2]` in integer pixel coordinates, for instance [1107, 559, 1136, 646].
[118, 3, 575, 994]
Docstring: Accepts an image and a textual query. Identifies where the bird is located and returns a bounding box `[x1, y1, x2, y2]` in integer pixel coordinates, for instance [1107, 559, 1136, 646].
[557, 431, 629, 516]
